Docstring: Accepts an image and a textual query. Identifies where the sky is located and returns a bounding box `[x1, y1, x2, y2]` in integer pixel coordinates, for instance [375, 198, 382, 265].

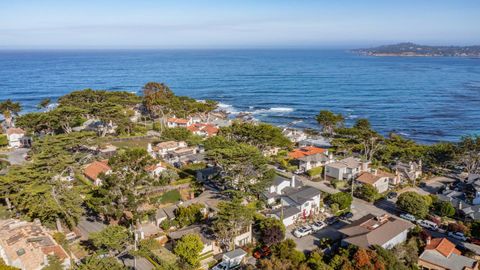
[1, 0, 479, 49]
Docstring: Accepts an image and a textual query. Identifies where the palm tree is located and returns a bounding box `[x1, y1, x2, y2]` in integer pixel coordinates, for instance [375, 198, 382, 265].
[0, 99, 22, 127]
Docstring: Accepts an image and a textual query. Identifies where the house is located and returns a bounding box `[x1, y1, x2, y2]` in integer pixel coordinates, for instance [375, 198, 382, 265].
[418, 237, 479, 270]
[437, 190, 480, 221]
[233, 224, 253, 247]
[288, 146, 333, 173]
[264, 175, 322, 226]
[148, 141, 187, 158]
[167, 146, 204, 166]
[166, 117, 191, 128]
[98, 144, 118, 157]
[168, 225, 221, 256]
[83, 160, 111, 186]
[187, 123, 219, 137]
[72, 118, 117, 134]
[298, 137, 332, 149]
[392, 160, 422, 183]
[338, 214, 414, 249]
[0, 219, 71, 270]
[466, 174, 480, 205]
[6, 128, 31, 148]
[282, 128, 306, 143]
[196, 166, 221, 182]
[325, 157, 369, 180]
[355, 169, 400, 193]
[145, 163, 167, 177]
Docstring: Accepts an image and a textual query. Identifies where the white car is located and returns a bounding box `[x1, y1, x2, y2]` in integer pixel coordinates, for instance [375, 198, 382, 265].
[418, 220, 439, 231]
[399, 213, 416, 222]
[448, 231, 468, 241]
[212, 262, 229, 270]
[293, 226, 313, 238]
[310, 221, 327, 231]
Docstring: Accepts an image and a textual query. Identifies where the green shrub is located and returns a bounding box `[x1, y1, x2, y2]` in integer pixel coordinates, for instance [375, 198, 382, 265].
[307, 166, 323, 177]
[0, 135, 8, 147]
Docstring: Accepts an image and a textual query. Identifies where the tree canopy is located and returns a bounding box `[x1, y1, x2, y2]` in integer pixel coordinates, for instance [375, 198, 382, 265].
[173, 233, 204, 268]
[396, 191, 431, 218]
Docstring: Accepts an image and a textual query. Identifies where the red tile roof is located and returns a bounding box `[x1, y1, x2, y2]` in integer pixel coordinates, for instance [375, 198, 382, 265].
[288, 146, 326, 159]
[425, 238, 461, 257]
[6, 127, 25, 135]
[167, 118, 189, 124]
[187, 123, 218, 137]
[84, 160, 111, 181]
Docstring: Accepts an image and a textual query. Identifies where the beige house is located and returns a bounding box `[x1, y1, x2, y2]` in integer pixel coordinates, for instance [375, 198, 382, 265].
[325, 157, 369, 180]
[356, 169, 399, 193]
[418, 237, 479, 270]
[0, 219, 71, 270]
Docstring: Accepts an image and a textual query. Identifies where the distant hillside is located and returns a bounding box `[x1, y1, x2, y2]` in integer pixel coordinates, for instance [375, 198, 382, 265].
[353, 42, 480, 57]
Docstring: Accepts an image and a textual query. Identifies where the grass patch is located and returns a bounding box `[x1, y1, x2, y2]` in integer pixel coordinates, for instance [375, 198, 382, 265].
[171, 177, 193, 186]
[108, 137, 157, 149]
[152, 190, 181, 204]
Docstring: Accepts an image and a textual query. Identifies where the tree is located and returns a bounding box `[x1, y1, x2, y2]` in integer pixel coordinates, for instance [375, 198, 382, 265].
[425, 142, 456, 169]
[37, 98, 51, 110]
[396, 191, 430, 218]
[207, 141, 273, 196]
[173, 234, 204, 268]
[0, 99, 21, 127]
[219, 121, 291, 151]
[354, 184, 378, 202]
[457, 135, 480, 174]
[213, 199, 254, 251]
[0, 135, 7, 147]
[434, 201, 455, 217]
[259, 218, 285, 246]
[315, 110, 344, 135]
[174, 203, 204, 228]
[42, 256, 63, 270]
[353, 118, 371, 130]
[88, 148, 157, 219]
[326, 192, 352, 210]
[50, 106, 86, 133]
[89, 225, 130, 255]
[270, 239, 306, 268]
[471, 221, 480, 239]
[76, 255, 126, 270]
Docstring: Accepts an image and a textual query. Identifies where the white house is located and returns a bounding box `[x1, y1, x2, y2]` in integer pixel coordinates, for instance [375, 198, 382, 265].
[166, 117, 192, 128]
[148, 141, 188, 158]
[6, 128, 29, 148]
[355, 169, 399, 193]
[325, 157, 369, 180]
[264, 175, 322, 227]
[145, 163, 167, 177]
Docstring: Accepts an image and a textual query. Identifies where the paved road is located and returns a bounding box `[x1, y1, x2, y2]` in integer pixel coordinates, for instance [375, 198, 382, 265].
[1, 148, 29, 165]
[76, 217, 106, 240]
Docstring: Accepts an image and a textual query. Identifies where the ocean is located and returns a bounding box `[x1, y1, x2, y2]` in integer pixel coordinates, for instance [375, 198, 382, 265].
[1, 49, 479, 143]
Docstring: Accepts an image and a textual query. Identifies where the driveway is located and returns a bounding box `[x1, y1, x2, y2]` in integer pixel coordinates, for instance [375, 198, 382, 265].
[76, 217, 106, 240]
[1, 148, 29, 165]
[286, 222, 346, 252]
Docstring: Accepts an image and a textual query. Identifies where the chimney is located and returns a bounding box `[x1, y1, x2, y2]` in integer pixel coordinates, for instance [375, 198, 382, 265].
[147, 143, 153, 153]
[426, 235, 431, 245]
[372, 169, 378, 176]
[361, 162, 369, 172]
[291, 175, 296, 188]
[328, 153, 334, 160]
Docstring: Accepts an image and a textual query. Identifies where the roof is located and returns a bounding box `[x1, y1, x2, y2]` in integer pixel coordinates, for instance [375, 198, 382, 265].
[420, 245, 477, 270]
[187, 123, 219, 137]
[297, 153, 329, 162]
[167, 117, 189, 124]
[338, 214, 414, 248]
[6, 127, 25, 135]
[145, 163, 166, 172]
[327, 157, 363, 170]
[284, 186, 321, 205]
[168, 225, 213, 244]
[155, 141, 182, 150]
[84, 160, 111, 181]
[223, 248, 247, 260]
[272, 174, 291, 186]
[270, 206, 301, 219]
[0, 219, 70, 270]
[425, 238, 460, 257]
[288, 146, 326, 159]
[356, 170, 395, 185]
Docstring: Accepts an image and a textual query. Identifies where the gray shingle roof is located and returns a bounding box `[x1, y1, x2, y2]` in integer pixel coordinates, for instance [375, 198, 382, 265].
[420, 250, 477, 270]
[284, 186, 321, 205]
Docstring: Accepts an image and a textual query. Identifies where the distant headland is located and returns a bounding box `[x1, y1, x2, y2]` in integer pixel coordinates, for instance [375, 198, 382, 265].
[353, 42, 480, 57]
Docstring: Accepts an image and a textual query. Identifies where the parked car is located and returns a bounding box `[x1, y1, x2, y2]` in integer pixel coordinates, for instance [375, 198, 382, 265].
[253, 246, 271, 259]
[399, 213, 416, 222]
[448, 231, 468, 241]
[293, 226, 313, 238]
[469, 238, 480, 245]
[418, 220, 439, 231]
[325, 216, 339, 225]
[310, 221, 327, 231]
[339, 212, 353, 220]
[387, 192, 398, 199]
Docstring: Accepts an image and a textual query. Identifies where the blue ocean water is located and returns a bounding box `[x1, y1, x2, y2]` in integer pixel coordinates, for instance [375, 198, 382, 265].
[1, 49, 480, 143]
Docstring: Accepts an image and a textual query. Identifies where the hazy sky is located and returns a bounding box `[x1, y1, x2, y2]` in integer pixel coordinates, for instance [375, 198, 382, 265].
[1, 0, 479, 49]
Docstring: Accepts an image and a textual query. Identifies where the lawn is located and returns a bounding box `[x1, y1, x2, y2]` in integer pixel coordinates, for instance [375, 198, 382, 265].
[152, 190, 181, 204]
